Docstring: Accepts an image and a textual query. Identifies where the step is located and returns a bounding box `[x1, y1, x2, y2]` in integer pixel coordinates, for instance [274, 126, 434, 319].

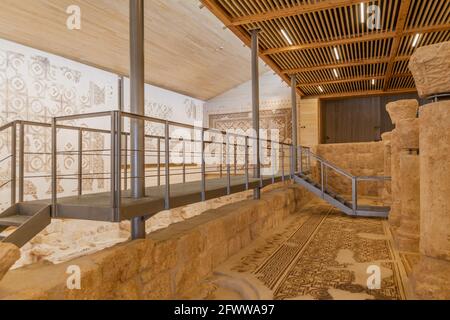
[0, 235, 5, 241]
[0, 215, 30, 227]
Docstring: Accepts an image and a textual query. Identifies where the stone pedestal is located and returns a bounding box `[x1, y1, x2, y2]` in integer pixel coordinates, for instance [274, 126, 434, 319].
[381, 132, 392, 205]
[396, 152, 420, 252]
[386, 100, 419, 228]
[409, 41, 450, 98]
[409, 41, 450, 300]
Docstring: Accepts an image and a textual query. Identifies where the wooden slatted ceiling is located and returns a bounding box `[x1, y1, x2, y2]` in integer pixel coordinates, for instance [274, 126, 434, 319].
[203, 0, 450, 99]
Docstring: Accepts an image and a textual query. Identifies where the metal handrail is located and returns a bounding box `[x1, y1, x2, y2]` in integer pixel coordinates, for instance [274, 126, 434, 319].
[49, 110, 294, 221]
[298, 145, 391, 215]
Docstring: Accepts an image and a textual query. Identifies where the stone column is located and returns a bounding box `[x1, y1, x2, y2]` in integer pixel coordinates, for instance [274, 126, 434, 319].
[381, 132, 392, 206]
[396, 118, 420, 252]
[386, 100, 419, 228]
[409, 41, 450, 299]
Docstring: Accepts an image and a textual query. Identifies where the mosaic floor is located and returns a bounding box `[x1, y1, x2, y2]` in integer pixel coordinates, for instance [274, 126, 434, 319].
[191, 199, 412, 300]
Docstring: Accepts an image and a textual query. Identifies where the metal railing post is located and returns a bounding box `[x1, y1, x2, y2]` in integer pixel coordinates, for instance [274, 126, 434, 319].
[281, 146, 285, 182]
[201, 129, 206, 201]
[124, 133, 128, 191]
[157, 137, 161, 186]
[233, 142, 237, 176]
[245, 136, 249, 190]
[78, 128, 83, 196]
[164, 121, 170, 209]
[271, 144, 275, 184]
[111, 111, 122, 221]
[299, 146, 303, 174]
[321, 161, 325, 196]
[219, 140, 223, 178]
[182, 138, 186, 184]
[10, 122, 16, 205]
[18, 121, 24, 202]
[290, 145, 295, 179]
[352, 177, 358, 215]
[51, 118, 57, 217]
[226, 133, 231, 195]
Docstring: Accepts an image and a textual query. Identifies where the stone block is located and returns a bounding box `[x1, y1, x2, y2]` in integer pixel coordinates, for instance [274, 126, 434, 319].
[409, 41, 450, 98]
[0, 243, 20, 282]
[386, 100, 419, 125]
[397, 118, 419, 150]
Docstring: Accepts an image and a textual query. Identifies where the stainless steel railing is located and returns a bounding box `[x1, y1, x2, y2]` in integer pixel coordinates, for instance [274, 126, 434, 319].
[298, 146, 390, 214]
[49, 110, 295, 220]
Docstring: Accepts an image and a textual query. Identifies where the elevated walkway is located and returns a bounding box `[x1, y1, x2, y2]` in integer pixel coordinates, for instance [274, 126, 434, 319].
[0, 111, 390, 247]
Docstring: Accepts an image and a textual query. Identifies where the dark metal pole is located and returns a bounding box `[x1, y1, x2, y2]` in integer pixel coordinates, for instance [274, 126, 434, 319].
[291, 75, 298, 174]
[130, 0, 146, 239]
[251, 29, 261, 200]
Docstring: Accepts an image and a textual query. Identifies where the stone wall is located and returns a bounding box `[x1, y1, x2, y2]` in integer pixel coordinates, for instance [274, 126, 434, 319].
[311, 142, 385, 197]
[0, 184, 313, 299]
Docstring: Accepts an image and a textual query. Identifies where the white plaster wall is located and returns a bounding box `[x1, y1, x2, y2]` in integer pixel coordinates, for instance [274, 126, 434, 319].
[205, 71, 295, 125]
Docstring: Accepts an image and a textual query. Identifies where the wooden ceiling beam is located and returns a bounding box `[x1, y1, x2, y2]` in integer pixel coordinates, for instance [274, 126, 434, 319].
[230, 0, 372, 26]
[283, 55, 411, 74]
[383, 0, 413, 91]
[309, 88, 418, 100]
[298, 73, 412, 87]
[200, 0, 305, 97]
[298, 75, 386, 87]
[262, 31, 396, 55]
[283, 57, 391, 74]
[262, 24, 448, 56]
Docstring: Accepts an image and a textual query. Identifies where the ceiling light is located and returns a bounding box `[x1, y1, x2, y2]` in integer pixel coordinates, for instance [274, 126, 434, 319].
[372, 79, 376, 86]
[333, 69, 339, 78]
[318, 86, 324, 93]
[360, 3, 365, 24]
[281, 29, 293, 45]
[334, 47, 340, 60]
[412, 33, 421, 47]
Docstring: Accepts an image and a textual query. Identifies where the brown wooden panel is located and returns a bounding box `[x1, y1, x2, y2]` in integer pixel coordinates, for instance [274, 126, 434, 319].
[321, 93, 423, 143]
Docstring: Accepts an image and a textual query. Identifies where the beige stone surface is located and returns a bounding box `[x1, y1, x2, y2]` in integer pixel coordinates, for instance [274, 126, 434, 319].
[419, 101, 450, 261]
[0, 184, 313, 300]
[397, 119, 419, 150]
[5, 188, 257, 270]
[386, 100, 419, 125]
[396, 153, 420, 252]
[412, 256, 450, 300]
[389, 129, 402, 227]
[312, 142, 385, 197]
[382, 132, 392, 205]
[0, 243, 20, 282]
[411, 100, 450, 299]
[409, 41, 450, 98]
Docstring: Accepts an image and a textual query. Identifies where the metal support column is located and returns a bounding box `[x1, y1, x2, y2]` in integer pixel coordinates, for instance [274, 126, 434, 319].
[251, 29, 261, 200]
[291, 75, 298, 174]
[130, 0, 146, 239]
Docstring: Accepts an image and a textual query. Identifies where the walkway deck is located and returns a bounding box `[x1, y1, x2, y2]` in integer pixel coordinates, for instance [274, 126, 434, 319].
[30, 175, 289, 222]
